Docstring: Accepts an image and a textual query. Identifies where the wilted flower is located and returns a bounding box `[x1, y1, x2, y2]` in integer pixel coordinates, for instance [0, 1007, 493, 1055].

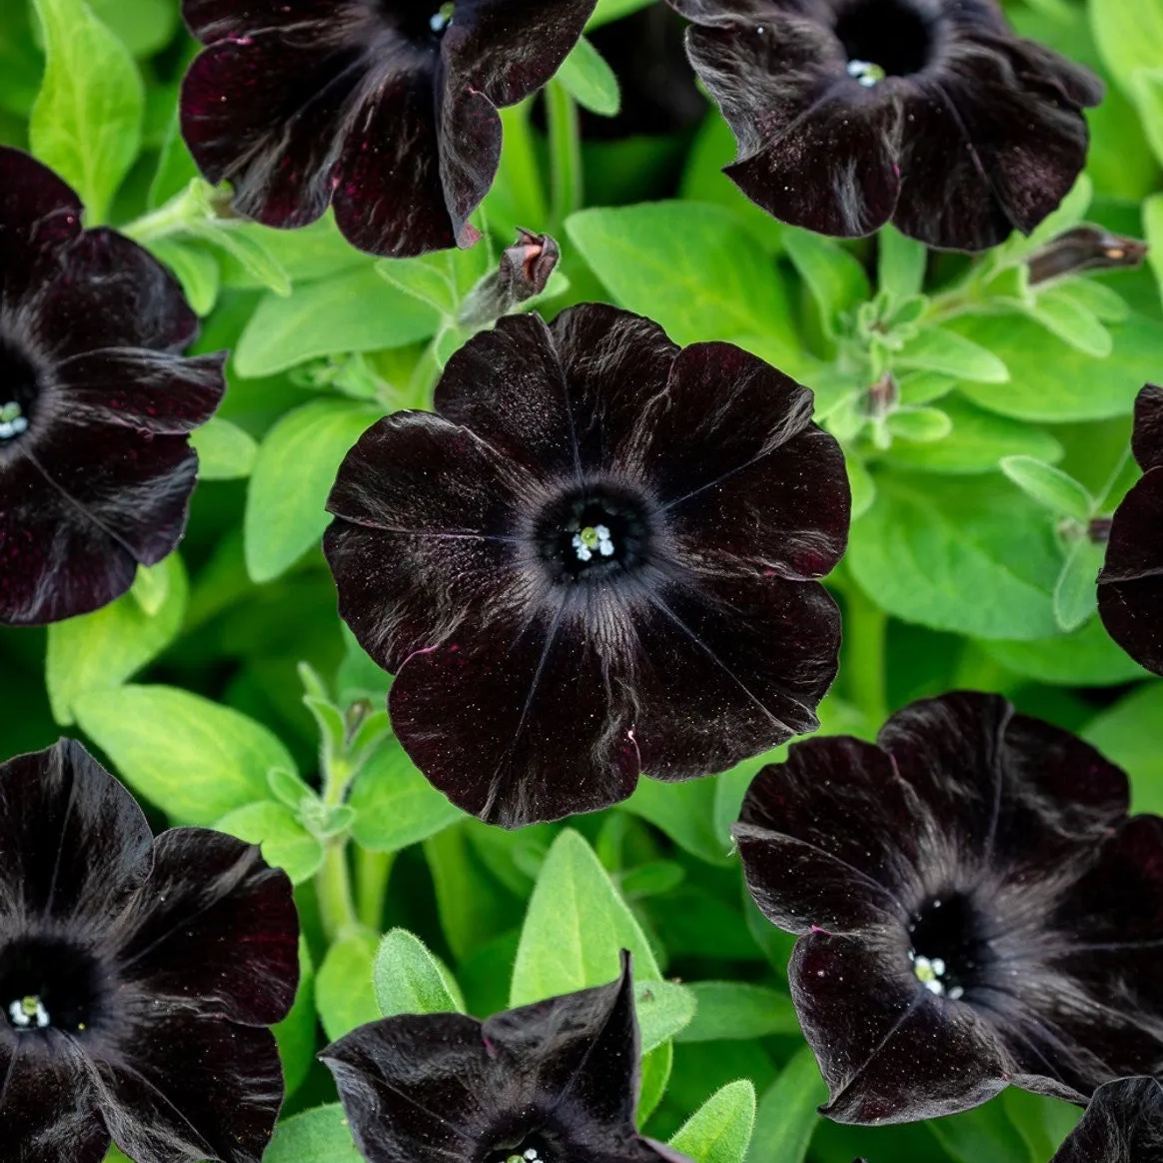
[459, 229, 561, 327]
[325, 304, 849, 827]
[1098, 384, 1163, 677]
[0, 739, 299, 1162]
[735, 692, 1163, 1125]
[180, 0, 596, 257]
[321, 953, 689, 1163]
[666, 0, 1103, 250]
[0, 148, 224, 626]
[1052, 1077, 1163, 1162]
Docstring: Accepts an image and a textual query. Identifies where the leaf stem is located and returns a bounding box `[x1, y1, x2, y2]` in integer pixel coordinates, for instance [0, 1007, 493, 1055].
[546, 80, 582, 232]
[121, 183, 206, 245]
[356, 849, 395, 931]
[315, 754, 360, 941]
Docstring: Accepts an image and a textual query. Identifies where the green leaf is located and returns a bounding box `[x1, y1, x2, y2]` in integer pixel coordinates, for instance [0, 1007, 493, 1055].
[191, 416, 258, 481]
[265, 1105, 361, 1163]
[1146, 195, 1163, 305]
[376, 254, 459, 314]
[671, 1080, 756, 1163]
[885, 397, 1064, 476]
[349, 738, 463, 852]
[566, 202, 802, 373]
[895, 326, 1009, 383]
[931, 1098, 1030, 1163]
[88, 0, 178, 57]
[274, 937, 317, 1097]
[783, 229, 871, 337]
[878, 225, 927, 300]
[148, 239, 220, 317]
[748, 1047, 826, 1163]
[1053, 277, 1131, 324]
[954, 312, 1163, 422]
[46, 554, 187, 725]
[636, 980, 697, 1052]
[1027, 286, 1112, 357]
[214, 800, 324, 885]
[30, 0, 144, 223]
[677, 982, 800, 1043]
[191, 220, 291, 297]
[1000, 456, 1094, 521]
[244, 398, 379, 583]
[373, 928, 465, 1017]
[1085, 684, 1163, 814]
[556, 36, 621, 117]
[316, 931, 380, 1042]
[1090, 0, 1163, 95]
[588, 0, 655, 27]
[73, 685, 296, 824]
[848, 473, 1061, 640]
[217, 215, 368, 289]
[235, 266, 440, 377]
[983, 616, 1148, 687]
[130, 560, 170, 617]
[511, 829, 663, 1006]
[886, 406, 953, 444]
[1053, 538, 1105, 632]
[622, 778, 732, 866]
[1131, 66, 1163, 165]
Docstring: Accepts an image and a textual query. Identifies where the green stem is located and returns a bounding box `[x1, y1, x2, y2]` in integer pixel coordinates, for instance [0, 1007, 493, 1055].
[356, 849, 395, 931]
[315, 754, 360, 942]
[841, 578, 889, 727]
[121, 184, 205, 245]
[546, 80, 582, 231]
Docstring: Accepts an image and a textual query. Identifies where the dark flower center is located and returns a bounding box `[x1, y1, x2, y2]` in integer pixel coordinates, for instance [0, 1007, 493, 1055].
[534, 484, 654, 584]
[0, 936, 106, 1036]
[486, 1134, 552, 1163]
[834, 0, 936, 82]
[0, 336, 40, 445]
[384, 0, 456, 40]
[906, 894, 990, 1001]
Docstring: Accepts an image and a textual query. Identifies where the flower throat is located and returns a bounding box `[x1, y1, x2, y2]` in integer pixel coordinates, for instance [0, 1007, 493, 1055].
[836, 0, 935, 82]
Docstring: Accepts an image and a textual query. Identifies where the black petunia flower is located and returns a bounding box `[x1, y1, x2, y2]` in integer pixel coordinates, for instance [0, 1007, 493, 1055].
[734, 692, 1163, 1125]
[1098, 384, 1163, 677]
[324, 303, 849, 828]
[666, 0, 1103, 251]
[1051, 1077, 1163, 1163]
[321, 953, 690, 1163]
[180, 0, 596, 258]
[0, 147, 224, 626]
[0, 739, 299, 1162]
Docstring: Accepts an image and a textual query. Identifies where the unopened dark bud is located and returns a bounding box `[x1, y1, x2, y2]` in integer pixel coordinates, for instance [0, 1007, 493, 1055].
[1028, 227, 1147, 285]
[459, 229, 560, 326]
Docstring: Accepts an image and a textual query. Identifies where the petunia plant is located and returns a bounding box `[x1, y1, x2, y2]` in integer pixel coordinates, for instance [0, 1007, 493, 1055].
[1, 0, 1163, 1160]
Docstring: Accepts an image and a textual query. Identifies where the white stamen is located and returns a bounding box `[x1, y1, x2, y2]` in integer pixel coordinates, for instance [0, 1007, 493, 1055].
[846, 59, 886, 87]
[430, 2, 455, 32]
[571, 523, 615, 563]
[8, 995, 50, 1030]
[0, 402, 28, 441]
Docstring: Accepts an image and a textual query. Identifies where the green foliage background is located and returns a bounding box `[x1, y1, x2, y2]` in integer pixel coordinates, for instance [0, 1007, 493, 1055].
[1, 0, 1161, 1159]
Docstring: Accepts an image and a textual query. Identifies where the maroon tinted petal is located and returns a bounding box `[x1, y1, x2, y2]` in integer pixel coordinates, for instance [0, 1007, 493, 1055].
[389, 595, 641, 827]
[30, 229, 198, 358]
[444, 0, 596, 107]
[53, 351, 225, 435]
[1098, 469, 1163, 677]
[97, 1011, 284, 1163]
[0, 1039, 108, 1163]
[333, 65, 467, 257]
[0, 453, 140, 625]
[0, 740, 152, 929]
[113, 829, 298, 1027]
[1052, 1077, 1163, 1163]
[685, 17, 900, 236]
[0, 149, 82, 298]
[180, 30, 364, 233]
[631, 571, 840, 781]
[735, 736, 922, 934]
[182, 0, 346, 41]
[894, 36, 1098, 250]
[434, 79, 500, 250]
[790, 932, 1009, 1124]
[484, 953, 639, 1128]
[325, 410, 529, 672]
[322, 1012, 493, 1159]
[1132, 384, 1163, 472]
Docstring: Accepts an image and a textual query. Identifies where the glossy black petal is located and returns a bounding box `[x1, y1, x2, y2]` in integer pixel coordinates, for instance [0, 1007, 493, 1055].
[322, 953, 689, 1163]
[1099, 385, 1163, 676]
[0, 148, 223, 627]
[735, 692, 1163, 1125]
[667, 0, 1102, 250]
[1052, 1077, 1163, 1163]
[326, 304, 848, 826]
[180, 0, 596, 257]
[0, 740, 299, 1163]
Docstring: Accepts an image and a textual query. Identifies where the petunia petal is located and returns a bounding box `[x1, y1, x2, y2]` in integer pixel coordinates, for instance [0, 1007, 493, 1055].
[630, 571, 840, 781]
[735, 735, 922, 934]
[0, 740, 152, 929]
[182, 0, 345, 41]
[324, 410, 530, 672]
[0, 147, 82, 290]
[1131, 384, 1163, 472]
[1052, 1077, 1163, 1163]
[113, 829, 298, 1027]
[791, 931, 1009, 1124]
[389, 595, 641, 827]
[98, 1010, 284, 1163]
